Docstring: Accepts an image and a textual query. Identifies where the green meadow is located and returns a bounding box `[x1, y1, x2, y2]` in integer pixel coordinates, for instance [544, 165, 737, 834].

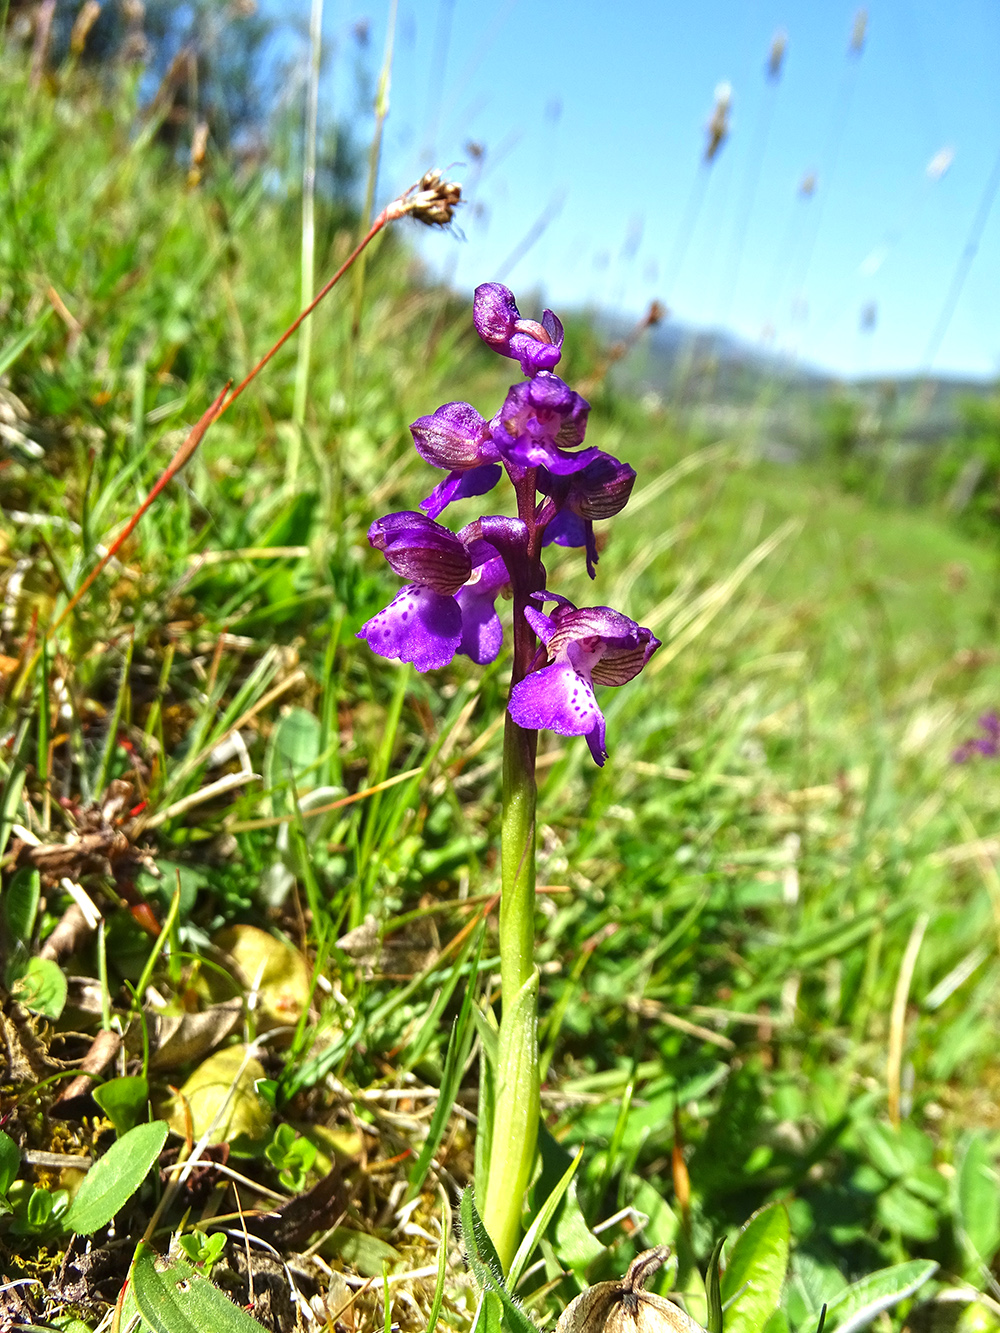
[3, 36, 1000, 1333]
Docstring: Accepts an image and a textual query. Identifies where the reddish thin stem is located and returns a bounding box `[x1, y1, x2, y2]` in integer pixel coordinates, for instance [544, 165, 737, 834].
[47, 383, 231, 636]
[219, 202, 394, 414]
[49, 202, 400, 637]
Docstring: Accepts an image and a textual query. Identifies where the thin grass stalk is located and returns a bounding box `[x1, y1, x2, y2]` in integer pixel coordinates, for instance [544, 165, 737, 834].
[289, 0, 325, 493]
[42, 184, 429, 648]
[350, 0, 398, 347]
[887, 911, 929, 1127]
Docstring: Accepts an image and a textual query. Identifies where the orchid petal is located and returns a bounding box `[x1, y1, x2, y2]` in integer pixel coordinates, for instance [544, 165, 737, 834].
[456, 586, 504, 664]
[358, 585, 462, 671]
[420, 463, 503, 519]
[523, 605, 557, 642]
[410, 401, 496, 471]
[368, 511, 472, 594]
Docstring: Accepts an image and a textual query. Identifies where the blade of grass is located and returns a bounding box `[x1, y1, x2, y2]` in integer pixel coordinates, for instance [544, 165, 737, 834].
[288, 0, 324, 493]
[886, 912, 930, 1126]
[351, 0, 399, 346]
[93, 632, 134, 796]
[426, 1185, 452, 1333]
[507, 1145, 584, 1289]
[405, 927, 484, 1200]
[402, 920, 482, 1076]
[0, 307, 52, 377]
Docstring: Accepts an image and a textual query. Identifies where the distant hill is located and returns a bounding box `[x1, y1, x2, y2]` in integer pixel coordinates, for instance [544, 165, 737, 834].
[593, 310, 995, 457]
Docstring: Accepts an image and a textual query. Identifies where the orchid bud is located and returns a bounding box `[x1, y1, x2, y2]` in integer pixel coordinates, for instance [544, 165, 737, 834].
[473, 282, 564, 376]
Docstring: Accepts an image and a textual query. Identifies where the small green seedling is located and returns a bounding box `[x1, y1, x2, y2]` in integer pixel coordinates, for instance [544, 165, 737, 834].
[178, 1230, 227, 1274]
[0, 1130, 65, 1234]
[2, 867, 67, 1020]
[93, 1075, 150, 1137]
[264, 1122, 317, 1191]
[7, 1181, 71, 1236]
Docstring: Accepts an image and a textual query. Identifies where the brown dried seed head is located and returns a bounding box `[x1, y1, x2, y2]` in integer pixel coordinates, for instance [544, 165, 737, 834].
[70, 0, 101, 54]
[704, 83, 732, 163]
[403, 169, 463, 227]
[850, 8, 867, 54]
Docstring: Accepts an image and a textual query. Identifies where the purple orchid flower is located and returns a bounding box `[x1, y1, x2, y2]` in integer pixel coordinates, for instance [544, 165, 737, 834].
[538, 452, 636, 578]
[358, 512, 510, 670]
[360, 286, 657, 766]
[507, 595, 661, 766]
[953, 711, 1000, 763]
[355, 280, 664, 1270]
[409, 401, 503, 519]
[493, 373, 598, 476]
[473, 282, 564, 376]
[455, 537, 511, 664]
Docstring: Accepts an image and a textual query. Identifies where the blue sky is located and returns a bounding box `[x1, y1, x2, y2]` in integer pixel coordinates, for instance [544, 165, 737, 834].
[280, 0, 1000, 379]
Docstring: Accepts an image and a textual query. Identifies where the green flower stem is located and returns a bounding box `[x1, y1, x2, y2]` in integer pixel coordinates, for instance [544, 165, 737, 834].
[482, 711, 541, 1272]
[482, 469, 544, 1272]
[499, 713, 538, 999]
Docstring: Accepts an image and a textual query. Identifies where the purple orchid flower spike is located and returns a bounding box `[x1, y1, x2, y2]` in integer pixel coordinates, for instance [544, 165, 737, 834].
[539, 452, 636, 578]
[473, 282, 564, 377]
[410, 401, 503, 519]
[357, 284, 662, 1267]
[508, 595, 661, 766]
[493, 373, 598, 476]
[358, 512, 509, 671]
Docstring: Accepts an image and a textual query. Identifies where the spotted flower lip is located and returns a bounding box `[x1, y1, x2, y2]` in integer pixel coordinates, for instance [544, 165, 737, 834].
[359, 512, 513, 671]
[473, 282, 564, 376]
[507, 596, 660, 766]
[359, 585, 465, 672]
[494, 374, 598, 476]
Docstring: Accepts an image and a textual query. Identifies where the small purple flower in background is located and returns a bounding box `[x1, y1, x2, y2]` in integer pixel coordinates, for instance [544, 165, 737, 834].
[953, 712, 1000, 763]
[359, 281, 659, 766]
[509, 596, 660, 766]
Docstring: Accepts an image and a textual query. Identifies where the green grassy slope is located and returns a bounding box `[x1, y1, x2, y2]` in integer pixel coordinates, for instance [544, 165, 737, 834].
[3, 44, 1000, 1333]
